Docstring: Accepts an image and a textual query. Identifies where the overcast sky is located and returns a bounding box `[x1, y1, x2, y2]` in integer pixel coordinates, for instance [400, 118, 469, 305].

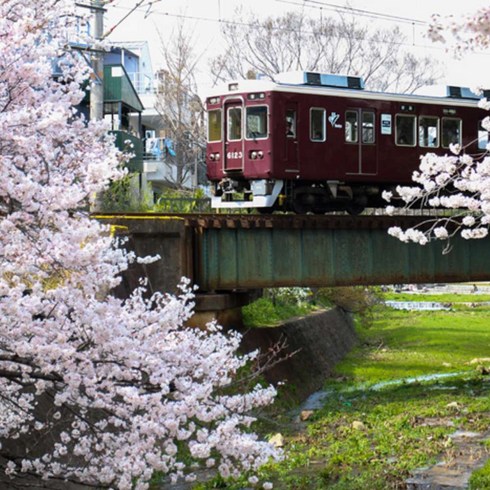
[105, 0, 490, 92]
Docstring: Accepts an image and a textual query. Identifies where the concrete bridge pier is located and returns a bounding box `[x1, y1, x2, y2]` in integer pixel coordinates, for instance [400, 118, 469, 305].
[102, 216, 257, 326]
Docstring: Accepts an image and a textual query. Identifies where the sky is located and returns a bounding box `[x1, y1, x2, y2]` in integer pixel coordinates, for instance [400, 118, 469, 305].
[105, 0, 490, 93]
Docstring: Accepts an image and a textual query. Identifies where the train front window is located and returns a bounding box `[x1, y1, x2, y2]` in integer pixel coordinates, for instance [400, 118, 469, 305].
[310, 108, 326, 142]
[395, 114, 416, 146]
[419, 116, 439, 148]
[442, 118, 462, 148]
[208, 109, 222, 142]
[246, 106, 268, 139]
[227, 107, 242, 141]
[345, 111, 358, 143]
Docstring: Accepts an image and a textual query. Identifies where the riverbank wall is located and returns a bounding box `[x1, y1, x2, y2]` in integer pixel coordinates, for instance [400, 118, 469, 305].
[231, 307, 358, 402]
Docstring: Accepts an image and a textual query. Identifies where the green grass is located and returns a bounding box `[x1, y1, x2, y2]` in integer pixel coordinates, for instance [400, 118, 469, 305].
[382, 292, 490, 303]
[260, 295, 490, 490]
[469, 457, 490, 489]
[194, 294, 490, 489]
[263, 375, 490, 489]
[250, 298, 490, 489]
[330, 303, 490, 384]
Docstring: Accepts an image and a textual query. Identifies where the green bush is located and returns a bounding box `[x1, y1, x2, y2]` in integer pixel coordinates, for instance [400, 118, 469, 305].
[242, 288, 316, 327]
[153, 187, 211, 213]
[314, 286, 382, 327]
[99, 174, 153, 212]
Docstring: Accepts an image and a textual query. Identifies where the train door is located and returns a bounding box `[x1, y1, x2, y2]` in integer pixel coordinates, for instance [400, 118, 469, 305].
[223, 98, 244, 172]
[344, 108, 378, 175]
[284, 103, 299, 172]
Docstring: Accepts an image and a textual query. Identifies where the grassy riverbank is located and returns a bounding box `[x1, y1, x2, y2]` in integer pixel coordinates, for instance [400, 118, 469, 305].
[203, 291, 490, 489]
[268, 295, 490, 489]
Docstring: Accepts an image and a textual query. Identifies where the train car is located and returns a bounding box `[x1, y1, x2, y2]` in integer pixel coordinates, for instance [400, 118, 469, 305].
[205, 71, 489, 214]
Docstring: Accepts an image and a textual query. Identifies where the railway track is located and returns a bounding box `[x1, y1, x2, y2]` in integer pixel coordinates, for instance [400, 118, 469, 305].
[95, 210, 451, 231]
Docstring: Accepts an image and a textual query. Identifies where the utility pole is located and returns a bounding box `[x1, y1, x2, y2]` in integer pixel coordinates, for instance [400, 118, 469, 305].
[90, 0, 104, 121]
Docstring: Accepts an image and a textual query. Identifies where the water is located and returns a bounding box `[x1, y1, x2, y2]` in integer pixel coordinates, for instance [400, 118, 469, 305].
[298, 371, 468, 411]
[385, 301, 450, 311]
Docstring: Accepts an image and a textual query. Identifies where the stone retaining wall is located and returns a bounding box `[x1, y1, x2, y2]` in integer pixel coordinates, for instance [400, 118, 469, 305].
[233, 307, 358, 402]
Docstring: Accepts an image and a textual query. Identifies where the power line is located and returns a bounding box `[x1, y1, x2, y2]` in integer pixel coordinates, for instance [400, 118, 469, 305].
[107, 3, 446, 54]
[296, 0, 427, 26]
[106, 2, 489, 58]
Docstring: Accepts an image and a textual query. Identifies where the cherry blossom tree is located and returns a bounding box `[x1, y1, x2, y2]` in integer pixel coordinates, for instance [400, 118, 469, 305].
[0, 1, 279, 489]
[384, 7, 490, 246]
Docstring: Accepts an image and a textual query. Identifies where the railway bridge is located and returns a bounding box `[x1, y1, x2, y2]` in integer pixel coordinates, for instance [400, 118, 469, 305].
[97, 213, 490, 311]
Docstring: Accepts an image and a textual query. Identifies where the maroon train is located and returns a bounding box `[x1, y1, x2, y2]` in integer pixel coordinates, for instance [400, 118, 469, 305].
[205, 71, 489, 214]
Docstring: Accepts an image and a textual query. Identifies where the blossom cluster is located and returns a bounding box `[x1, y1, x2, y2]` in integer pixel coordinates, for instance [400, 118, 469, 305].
[384, 99, 490, 245]
[0, 1, 280, 488]
[428, 6, 490, 56]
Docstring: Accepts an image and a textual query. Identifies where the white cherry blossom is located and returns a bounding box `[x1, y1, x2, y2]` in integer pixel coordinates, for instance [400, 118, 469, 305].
[386, 6, 490, 250]
[0, 1, 280, 488]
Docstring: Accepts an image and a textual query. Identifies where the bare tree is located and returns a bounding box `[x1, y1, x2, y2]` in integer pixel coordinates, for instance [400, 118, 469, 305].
[210, 9, 441, 93]
[155, 23, 206, 188]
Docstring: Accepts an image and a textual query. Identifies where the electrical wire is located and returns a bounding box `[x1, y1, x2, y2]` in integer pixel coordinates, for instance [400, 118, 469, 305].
[104, 0, 161, 38]
[106, 3, 445, 53]
[104, 1, 490, 57]
[295, 0, 427, 25]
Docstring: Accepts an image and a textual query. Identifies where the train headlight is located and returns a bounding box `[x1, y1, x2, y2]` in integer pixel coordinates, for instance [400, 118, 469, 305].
[257, 151, 264, 159]
[251, 151, 258, 159]
[215, 153, 220, 160]
[209, 154, 215, 161]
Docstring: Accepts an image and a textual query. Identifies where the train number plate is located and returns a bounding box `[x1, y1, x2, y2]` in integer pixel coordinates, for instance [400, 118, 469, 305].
[226, 151, 243, 159]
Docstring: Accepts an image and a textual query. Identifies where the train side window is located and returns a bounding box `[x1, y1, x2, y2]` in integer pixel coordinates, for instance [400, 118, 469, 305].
[310, 108, 326, 142]
[246, 106, 268, 139]
[395, 114, 416, 146]
[208, 109, 222, 142]
[345, 111, 358, 143]
[442, 118, 462, 148]
[286, 110, 296, 138]
[419, 116, 439, 148]
[227, 107, 242, 141]
[362, 111, 375, 144]
[478, 120, 489, 150]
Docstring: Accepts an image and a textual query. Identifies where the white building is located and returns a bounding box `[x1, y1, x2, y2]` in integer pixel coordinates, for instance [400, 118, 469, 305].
[106, 41, 195, 196]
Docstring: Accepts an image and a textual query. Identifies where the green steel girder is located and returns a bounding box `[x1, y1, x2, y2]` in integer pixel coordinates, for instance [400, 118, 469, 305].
[195, 226, 490, 290]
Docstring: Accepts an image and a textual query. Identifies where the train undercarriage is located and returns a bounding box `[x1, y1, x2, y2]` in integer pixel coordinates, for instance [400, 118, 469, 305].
[212, 178, 396, 215]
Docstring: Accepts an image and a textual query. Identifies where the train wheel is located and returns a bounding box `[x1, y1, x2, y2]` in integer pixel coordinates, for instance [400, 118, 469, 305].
[292, 199, 308, 214]
[346, 203, 365, 215]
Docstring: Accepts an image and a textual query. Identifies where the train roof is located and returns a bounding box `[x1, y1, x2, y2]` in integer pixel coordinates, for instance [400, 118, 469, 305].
[206, 72, 486, 108]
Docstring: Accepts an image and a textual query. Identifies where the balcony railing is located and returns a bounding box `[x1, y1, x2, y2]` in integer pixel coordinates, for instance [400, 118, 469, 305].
[126, 72, 162, 95]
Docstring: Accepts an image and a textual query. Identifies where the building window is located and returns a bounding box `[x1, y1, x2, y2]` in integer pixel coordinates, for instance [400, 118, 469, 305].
[227, 107, 242, 141]
[345, 111, 358, 143]
[208, 109, 222, 142]
[419, 116, 439, 148]
[395, 114, 416, 146]
[310, 108, 326, 142]
[441, 118, 462, 148]
[246, 106, 268, 139]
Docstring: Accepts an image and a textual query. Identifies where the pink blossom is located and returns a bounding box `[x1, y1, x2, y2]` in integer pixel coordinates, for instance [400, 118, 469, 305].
[0, 1, 280, 488]
[391, 7, 490, 246]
